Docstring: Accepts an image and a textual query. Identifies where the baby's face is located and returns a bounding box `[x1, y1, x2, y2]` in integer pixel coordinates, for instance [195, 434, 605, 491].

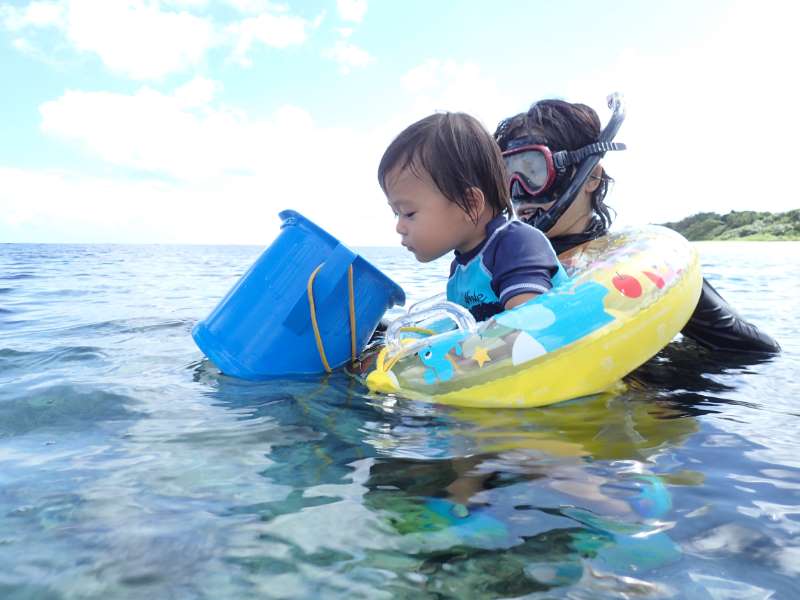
[384, 165, 473, 263]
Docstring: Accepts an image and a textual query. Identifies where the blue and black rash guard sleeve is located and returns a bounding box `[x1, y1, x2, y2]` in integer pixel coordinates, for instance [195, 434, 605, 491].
[487, 222, 561, 306]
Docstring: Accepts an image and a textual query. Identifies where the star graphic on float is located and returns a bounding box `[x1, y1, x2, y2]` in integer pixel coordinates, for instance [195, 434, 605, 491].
[471, 346, 491, 367]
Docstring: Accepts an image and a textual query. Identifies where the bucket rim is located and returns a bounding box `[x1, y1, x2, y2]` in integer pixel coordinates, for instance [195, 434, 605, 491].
[279, 209, 405, 306]
[279, 209, 340, 249]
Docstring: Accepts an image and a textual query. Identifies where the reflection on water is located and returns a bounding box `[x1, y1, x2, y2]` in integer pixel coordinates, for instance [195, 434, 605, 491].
[0, 242, 798, 598]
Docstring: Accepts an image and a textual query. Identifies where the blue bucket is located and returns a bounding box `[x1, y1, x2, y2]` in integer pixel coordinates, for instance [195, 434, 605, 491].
[192, 210, 405, 378]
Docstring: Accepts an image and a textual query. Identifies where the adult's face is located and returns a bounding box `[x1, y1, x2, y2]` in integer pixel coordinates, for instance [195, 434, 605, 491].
[513, 165, 601, 238]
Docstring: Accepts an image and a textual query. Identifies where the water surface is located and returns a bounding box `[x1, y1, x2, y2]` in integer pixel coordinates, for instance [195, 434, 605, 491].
[1, 241, 798, 599]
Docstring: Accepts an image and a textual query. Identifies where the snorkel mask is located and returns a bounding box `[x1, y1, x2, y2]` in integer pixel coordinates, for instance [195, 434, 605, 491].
[502, 93, 627, 233]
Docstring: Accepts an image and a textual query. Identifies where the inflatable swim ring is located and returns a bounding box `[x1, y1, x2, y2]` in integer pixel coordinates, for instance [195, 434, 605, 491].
[362, 225, 702, 408]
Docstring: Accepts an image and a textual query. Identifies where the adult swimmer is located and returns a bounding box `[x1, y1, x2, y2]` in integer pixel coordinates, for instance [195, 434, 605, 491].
[494, 95, 780, 354]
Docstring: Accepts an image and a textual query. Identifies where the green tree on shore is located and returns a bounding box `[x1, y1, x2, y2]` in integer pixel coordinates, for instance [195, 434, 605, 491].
[660, 209, 800, 241]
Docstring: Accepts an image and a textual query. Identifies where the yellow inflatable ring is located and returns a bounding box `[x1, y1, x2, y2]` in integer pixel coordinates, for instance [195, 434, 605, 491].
[363, 225, 703, 408]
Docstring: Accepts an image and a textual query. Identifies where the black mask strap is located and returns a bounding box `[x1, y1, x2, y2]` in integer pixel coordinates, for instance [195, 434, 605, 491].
[552, 141, 626, 170]
[532, 93, 627, 233]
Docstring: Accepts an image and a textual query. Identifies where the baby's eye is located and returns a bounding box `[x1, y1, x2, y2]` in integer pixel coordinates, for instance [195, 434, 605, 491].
[404, 211, 416, 219]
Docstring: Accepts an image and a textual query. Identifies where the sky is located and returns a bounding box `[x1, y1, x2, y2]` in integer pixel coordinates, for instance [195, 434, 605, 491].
[1, 0, 798, 246]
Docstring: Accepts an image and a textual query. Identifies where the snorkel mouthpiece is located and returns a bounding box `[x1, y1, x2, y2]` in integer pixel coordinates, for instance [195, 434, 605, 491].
[518, 205, 547, 224]
[532, 92, 627, 233]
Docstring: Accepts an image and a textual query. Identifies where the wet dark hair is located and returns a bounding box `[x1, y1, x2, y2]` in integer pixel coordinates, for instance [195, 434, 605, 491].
[494, 99, 615, 229]
[378, 112, 512, 222]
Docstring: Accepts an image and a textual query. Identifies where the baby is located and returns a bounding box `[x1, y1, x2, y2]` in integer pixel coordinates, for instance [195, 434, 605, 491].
[378, 112, 567, 321]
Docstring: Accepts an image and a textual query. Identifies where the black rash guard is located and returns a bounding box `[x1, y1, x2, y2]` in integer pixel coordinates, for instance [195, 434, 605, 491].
[549, 218, 781, 354]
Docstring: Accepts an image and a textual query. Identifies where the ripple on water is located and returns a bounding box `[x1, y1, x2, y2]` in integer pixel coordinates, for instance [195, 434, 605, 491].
[0, 242, 796, 599]
[57, 317, 194, 337]
[0, 346, 109, 372]
[36, 288, 94, 298]
[0, 383, 143, 437]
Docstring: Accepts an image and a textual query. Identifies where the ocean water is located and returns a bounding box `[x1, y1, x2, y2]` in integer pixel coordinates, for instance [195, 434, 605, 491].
[1, 240, 798, 599]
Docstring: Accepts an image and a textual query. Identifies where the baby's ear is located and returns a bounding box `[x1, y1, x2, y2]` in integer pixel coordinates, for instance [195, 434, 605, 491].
[464, 187, 486, 222]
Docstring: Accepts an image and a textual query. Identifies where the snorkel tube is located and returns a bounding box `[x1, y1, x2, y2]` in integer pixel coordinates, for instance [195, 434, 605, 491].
[532, 93, 627, 233]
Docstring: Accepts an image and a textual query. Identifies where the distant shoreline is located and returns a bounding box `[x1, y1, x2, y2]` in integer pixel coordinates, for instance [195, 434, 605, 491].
[660, 209, 799, 241]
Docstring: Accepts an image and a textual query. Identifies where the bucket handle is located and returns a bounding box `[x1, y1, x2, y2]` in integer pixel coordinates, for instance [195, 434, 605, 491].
[306, 261, 358, 373]
[283, 243, 357, 334]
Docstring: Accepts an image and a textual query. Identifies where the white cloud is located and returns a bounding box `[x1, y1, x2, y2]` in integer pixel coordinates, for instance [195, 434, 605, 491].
[0, 167, 278, 244]
[11, 36, 35, 53]
[40, 84, 249, 180]
[2, 0, 216, 80]
[0, 1, 64, 30]
[563, 1, 800, 228]
[65, 0, 215, 80]
[399, 59, 525, 131]
[2, 0, 320, 79]
[7, 1, 796, 246]
[226, 11, 317, 66]
[3, 58, 523, 245]
[161, 0, 210, 10]
[224, 0, 289, 14]
[18, 79, 396, 244]
[336, 0, 367, 23]
[401, 60, 442, 93]
[173, 76, 221, 108]
[0, 166, 394, 245]
[323, 40, 374, 74]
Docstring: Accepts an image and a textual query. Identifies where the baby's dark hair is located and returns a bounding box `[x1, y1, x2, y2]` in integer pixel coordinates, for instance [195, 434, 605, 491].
[378, 112, 512, 222]
[494, 99, 615, 229]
